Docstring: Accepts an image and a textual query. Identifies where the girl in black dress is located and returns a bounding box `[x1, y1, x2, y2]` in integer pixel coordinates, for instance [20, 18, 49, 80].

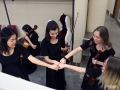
[60, 26, 115, 90]
[18, 24, 41, 74]
[41, 20, 68, 90]
[59, 56, 120, 90]
[0, 27, 58, 81]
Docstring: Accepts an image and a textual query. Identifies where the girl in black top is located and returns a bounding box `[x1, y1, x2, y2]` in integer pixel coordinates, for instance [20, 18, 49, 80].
[0, 27, 58, 81]
[18, 24, 41, 74]
[59, 56, 120, 90]
[60, 26, 115, 90]
[41, 20, 68, 90]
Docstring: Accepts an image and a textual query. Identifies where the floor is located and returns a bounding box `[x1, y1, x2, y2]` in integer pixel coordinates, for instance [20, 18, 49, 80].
[28, 13, 120, 90]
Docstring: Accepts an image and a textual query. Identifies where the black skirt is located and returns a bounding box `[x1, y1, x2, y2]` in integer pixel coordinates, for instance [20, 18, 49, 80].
[46, 67, 66, 90]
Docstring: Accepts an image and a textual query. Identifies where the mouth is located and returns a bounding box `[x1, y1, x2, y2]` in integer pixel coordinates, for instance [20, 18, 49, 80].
[12, 44, 16, 46]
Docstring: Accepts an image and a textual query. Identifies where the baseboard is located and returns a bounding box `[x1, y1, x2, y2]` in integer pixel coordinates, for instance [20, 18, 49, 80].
[117, 20, 120, 27]
[106, 10, 109, 14]
[110, 13, 114, 18]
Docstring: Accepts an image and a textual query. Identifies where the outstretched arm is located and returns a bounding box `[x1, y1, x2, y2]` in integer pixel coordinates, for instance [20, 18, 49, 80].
[59, 63, 86, 73]
[28, 55, 58, 70]
[60, 47, 82, 64]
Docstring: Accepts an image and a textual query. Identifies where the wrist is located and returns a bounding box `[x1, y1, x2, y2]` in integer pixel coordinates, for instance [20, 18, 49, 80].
[63, 56, 68, 61]
[47, 64, 51, 68]
[52, 60, 56, 64]
[64, 64, 67, 67]
[95, 60, 98, 64]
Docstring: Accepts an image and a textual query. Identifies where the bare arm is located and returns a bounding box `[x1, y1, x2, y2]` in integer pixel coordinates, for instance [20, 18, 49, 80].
[44, 56, 54, 64]
[28, 55, 50, 67]
[25, 36, 37, 49]
[92, 58, 104, 66]
[43, 56, 60, 65]
[60, 64, 86, 73]
[27, 39, 37, 49]
[18, 36, 25, 40]
[60, 46, 83, 64]
[28, 55, 58, 70]
[96, 60, 104, 66]
[65, 46, 82, 59]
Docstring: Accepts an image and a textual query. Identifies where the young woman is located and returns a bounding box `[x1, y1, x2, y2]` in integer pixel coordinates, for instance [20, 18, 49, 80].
[0, 27, 58, 81]
[59, 56, 120, 90]
[18, 24, 41, 74]
[41, 20, 68, 90]
[60, 26, 115, 90]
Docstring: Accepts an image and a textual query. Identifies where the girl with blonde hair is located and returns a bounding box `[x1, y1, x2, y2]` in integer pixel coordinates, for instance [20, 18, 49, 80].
[59, 56, 120, 90]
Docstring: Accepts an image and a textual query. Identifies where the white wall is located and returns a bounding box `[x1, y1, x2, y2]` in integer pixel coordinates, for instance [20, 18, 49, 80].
[0, 0, 72, 41]
[107, 0, 116, 14]
[87, 0, 108, 32]
[0, 72, 54, 90]
[73, 0, 88, 63]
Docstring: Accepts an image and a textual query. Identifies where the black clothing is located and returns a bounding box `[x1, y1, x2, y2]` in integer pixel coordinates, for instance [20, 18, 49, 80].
[85, 68, 104, 90]
[22, 31, 40, 74]
[41, 38, 66, 90]
[80, 40, 115, 90]
[0, 44, 30, 81]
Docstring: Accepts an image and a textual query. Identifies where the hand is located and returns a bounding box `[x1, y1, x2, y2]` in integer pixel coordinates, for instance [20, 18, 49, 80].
[59, 63, 66, 69]
[53, 60, 60, 65]
[63, 47, 69, 51]
[25, 36, 30, 41]
[48, 64, 58, 70]
[92, 58, 97, 64]
[60, 58, 66, 64]
[17, 37, 20, 40]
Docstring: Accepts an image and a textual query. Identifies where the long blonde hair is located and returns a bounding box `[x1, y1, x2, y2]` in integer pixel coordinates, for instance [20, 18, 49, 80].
[101, 57, 120, 90]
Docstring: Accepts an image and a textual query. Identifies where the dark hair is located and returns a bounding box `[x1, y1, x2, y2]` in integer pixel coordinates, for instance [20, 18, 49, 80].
[89, 26, 112, 50]
[22, 24, 32, 32]
[45, 20, 60, 41]
[0, 27, 16, 54]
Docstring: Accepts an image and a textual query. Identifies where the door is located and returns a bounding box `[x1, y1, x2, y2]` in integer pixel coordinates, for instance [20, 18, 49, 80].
[113, 0, 120, 20]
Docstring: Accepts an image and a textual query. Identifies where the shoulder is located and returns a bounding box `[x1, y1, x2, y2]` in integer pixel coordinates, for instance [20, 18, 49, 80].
[105, 46, 114, 51]
[15, 44, 21, 48]
[15, 44, 23, 49]
[32, 32, 38, 37]
[80, 40, 90, 47]
[41, 38, 48, 45]
[14, 44, 22, 51]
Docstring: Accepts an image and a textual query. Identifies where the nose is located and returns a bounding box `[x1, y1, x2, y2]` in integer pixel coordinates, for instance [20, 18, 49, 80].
[14, 40, 17, 44]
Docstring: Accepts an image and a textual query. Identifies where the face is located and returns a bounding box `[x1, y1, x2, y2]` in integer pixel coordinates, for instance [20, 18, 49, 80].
[102, 58, 109, 73]
[49, 29, 58, 39]
[7, 34, 17, 49]
[93, 31, 102, 44]
[23, 31, 28, 35]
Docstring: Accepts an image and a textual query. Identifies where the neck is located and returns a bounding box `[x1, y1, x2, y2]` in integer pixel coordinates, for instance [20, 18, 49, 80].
[96, 43, 103, 46]
[51, 38, 57, 41]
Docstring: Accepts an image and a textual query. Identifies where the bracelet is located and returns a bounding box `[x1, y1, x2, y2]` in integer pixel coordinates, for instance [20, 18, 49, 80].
[63, 56, 68, 61]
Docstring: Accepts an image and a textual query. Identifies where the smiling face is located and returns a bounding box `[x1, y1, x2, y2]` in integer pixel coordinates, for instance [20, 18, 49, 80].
[93, 30, 102, 44]
[7, 34, 17, 49]
[49, 29, 59, 39]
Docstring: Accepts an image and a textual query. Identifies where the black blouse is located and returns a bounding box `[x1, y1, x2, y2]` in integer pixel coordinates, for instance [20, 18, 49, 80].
[0, 44, 30, 78]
